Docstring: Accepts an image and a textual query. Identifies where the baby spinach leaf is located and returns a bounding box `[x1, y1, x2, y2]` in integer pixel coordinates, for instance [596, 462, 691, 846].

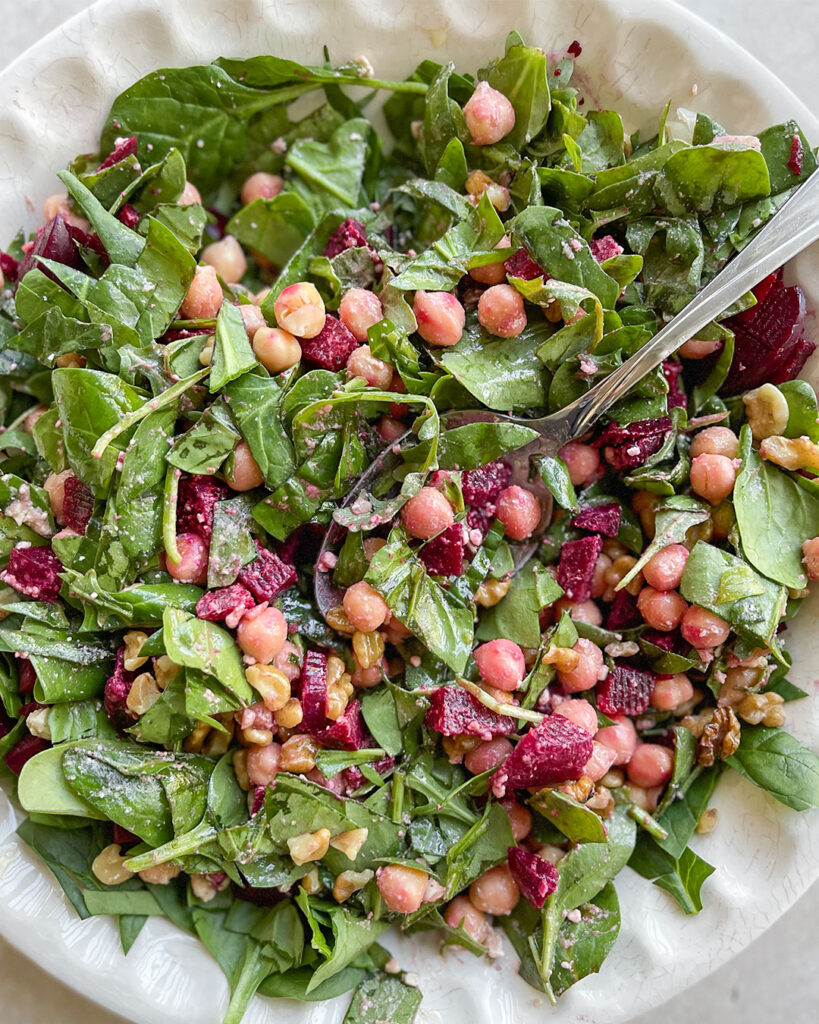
[18, 745, 108, 820]
[31, 657, 108, 703]
[529, 788, 607, 843]
[208, 498, 257, 589]
[690, 331, 735, 412]
[486, 44, 550, 151]
[616, 495, 709, 591]
[443, 801, 515, 898]
[48, 700, 116, 743]
[576, 111, 625, 171]
[779, 379, 819, 441]
[223, 373, 295, 490]
[548, 882, 621, 997]
[654, 145, 771, 215]
[0, 625, 112, 665]
[652, 847, 715, 914]
[226, 193, 315, 266]
[343, 973, 422, 1024]
[64, 571, 201, 629]
[476, 562, 563, 649]
[437, 422, 538, 470]
[58, 169, 145, 266]
[757, 121, 817, 194]
[163, 607, 252, 702]
[287, 118, 372, 209]
[210, 302, 257, 392]
[168, 398, 240, 475]
[733, 425, 819, 589]
[82, 889, 163, 917]
[726, 725, 819, 811]
[538, 455, 579, 512]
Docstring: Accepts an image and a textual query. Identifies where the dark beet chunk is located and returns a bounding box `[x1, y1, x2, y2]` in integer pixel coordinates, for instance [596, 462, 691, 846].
[62, 476, 94, 534]
[490, 714, 592, 797]
[662, 360, 687, 409]
[97, 135, 138, 170]
[316, 699, 365, 750]
[301, 650, 329, 732]
[556, 535, 603, 602]
[507, 846, 560, 907]
[603, 432, 667, 471]
[461, 460, 511, 506]
[420, 523, 465, 576]
[0, 545, 63, 602]
[17, 216, 84, 280]
[176, 474, 229, 543]
[323, 218, 368, 258]
[300, 315, 359, 371]
[570, 503, 621, 538]
[589, 235, 623, 263]
[5, 735, 49, 775]
[504, 247, 546, 280]
[238, 543, 297, 602]
[596, 665, 654, 716]
[605, 590, 641, 630]
[425, 686, 515, 740]
[103, 648, 136, 731]
[196, 583, 255, 622]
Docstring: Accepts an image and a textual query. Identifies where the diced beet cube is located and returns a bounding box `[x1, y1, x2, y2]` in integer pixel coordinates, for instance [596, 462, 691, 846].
[596, 665, 654, 716]
[570, 503, 621, 538]
[640, 628, 678, 651]
[176, 474, 229, 542]
[196, 583, 255, 623]
[118, 203, 141, 229]
[16, 657, 36, 695]
[507, 846, 559, 908]
[603, 433, 667, 471]
[97, 135, 138, 170]
[300, 315, 359, 371]
[340, 754, 395, 794]
[595, 417, 673, 447]
[662, 360, 686, 410]
[425, 686, 515, 740]
[504, 247, 546, 281]
[316, 699, 365, 750]
[113, 825, 139, 846]
[556, 535, 603, 602]
[590, 235, 624, 263]
[301, 650, 329, 732]
[4, 734, 49, 775]
[0, 544, 63, 602]
[605, 590, 641, 631]
[490, 714, 592, 797]
[62, 476, 94, 534]
[0, 251, 20, 281]
[466, 504, 496, 539]
[420, 523, 465, 576]
[17, 216, 84, 280]
[769, 336, 816, 385]
[237, 542, 297, 602]
[323, 218, 368, 258]
[461, 460, 512, 506]
[103, 648, 136, 731]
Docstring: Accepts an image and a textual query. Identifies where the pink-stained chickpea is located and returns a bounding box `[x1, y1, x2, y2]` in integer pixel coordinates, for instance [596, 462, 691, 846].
[351, 662, 383, 688]
[42, 193, 89, 230]
[343, 581, 389, 633]
[239, 304, 266, 338]
[339, 288, 383, 342]
[247, 742, 282, 787]
[464, 737, 514, 775]
[23, 406, 47, 434]
[802, 537, 819, 580]
[554, 698, 598, 735]
[167, 532, 208, 585]
[413, 291, 466, 347]
[627, 743, 674, 788]
[558, 441, 601, 487]
[273, 640, 302, 682]
[376, 864, 429, 913]
[584, 740, 618, 782]
[591, 553, 613, 599]
[595, 715, 638, 766]
[400, 487, 455, 539]
[637, 586, 687, 632]
[178, 181, 202, 206]
[43, 469, 73, 523]
[627, 782, 661, 813]
[377, 416, 407, 443]
[679, 337, 722, 359]
[444, 895, 489, 943]
[495, 485, 541, 540]
[689, 453, 737, 505]
[273, 282, 326, 339]
[201, 234, 247, 284]
[346, 345, 394, 388]
[180, 264, 223, 319]
[689, 426, 739, 460]
[252, 326, 302, 373]
[642, 544, 689, 591]
[502, 798, 533, 842]
[469, 864, 520, 915]
[236, 604, 287, 664]
[473, 639, 526, 691]
[680, 605, 730, 649]
[650, 673, 695, 711]
[554, 598, 604, 626]
[470, 236, 511, 285]
[463, 81, 516, 146]
[240, 172, 284, 206]
[225, 441, 264, 491]
[476, 284, 527, 338]
[557, 638, 604, 693]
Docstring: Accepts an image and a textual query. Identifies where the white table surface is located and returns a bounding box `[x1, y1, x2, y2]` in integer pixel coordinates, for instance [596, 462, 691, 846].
[0, 1, 816, 1022]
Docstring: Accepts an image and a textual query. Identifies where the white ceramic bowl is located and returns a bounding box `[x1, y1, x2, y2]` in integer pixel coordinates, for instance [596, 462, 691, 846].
[0, 2, 817, 1023]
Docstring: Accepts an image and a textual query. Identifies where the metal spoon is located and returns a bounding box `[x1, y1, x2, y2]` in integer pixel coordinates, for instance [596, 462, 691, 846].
[315, 168, 819, 615]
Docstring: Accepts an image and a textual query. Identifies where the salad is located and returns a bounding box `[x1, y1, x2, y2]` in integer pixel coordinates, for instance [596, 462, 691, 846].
[1, 31, 818, 1024]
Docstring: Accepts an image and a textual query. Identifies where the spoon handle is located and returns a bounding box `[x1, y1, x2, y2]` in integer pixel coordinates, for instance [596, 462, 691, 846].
[559, 167, 819, 439]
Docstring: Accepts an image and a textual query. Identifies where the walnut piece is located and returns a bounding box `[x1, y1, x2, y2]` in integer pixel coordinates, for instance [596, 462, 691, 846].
[697, 706, 741, 766]
[759, 434, 819, 473]
[736, 691, 786, 727]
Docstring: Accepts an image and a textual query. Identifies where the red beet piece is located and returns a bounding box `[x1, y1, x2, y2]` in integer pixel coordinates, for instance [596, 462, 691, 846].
[787, 133, 804, 176]
[570, 503, 621, 538]
[504, 247, 546, 281]
[0, 251, 20, 281]
[507, 846, 560, 908]
[62, 476, 94, 534]
[720, 274, 810, 395]
[17, 216, 83, 280]
[0, 544, 63, 602]
[597, 665, 654, 716]
[662, 360, 687, 409]
[556, 534, 603, 602]
[604, 432, 667, 471]
[196, 583, 255, 622]
[323, 218, 368, 258]
[595, 417, 673, 447]
[420, 523, 465, 576]
[176, 474, 229, 542]
[490, 714, 592, 797]
[16, 657, 36, 695]
[590, 235, 624, 263]
[462, 460, 512, 506]
[316, 699, 365, 750]
[605, 590, 641, 630]
[118, 203, 141, 229]
[567, 39, 583, 56]
[341, 754, 395, 794]
[425, 687, 515, 740]
[97, 135, 138, 170]
[113, 824, 140, 845]
[466, 505, 496, 539]
[5, 735, 49, 775]
[104, 649, 136, 731]
[250, 786, 267, 817]
[300, 314, 359, 371]
[301, 650, 329, 732]
[238, 542, 297, 602]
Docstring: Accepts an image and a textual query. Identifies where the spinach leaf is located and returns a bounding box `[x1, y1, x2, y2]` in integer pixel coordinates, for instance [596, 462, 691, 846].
[168, 398, 240, 475]
[226, 193, 315, 266]
[654, 145, 771, 215]
[615, 495, 710, 591]
[529, 788, 607, 843]
[485, 44, 550, 151]
[548, 882, 621, 997]
[208, 498, 257, 589]
[343, 974, 422, 1024]
[223, 373, 295, 490]
[726, 725, 819, 811]
[31, 657, 108, 703]
[437, 422, 538, 470]
[210, 302, 257, 392]
[757, 121, 817, 193]
[18, 745, 108, 820]
[538, 455, 578, 512]
[163, 607, 254, 704]
[476, 562, 563, 648]
[779, 379, 819, 441]
[287, 118, 372, 209]
[64, 571, 201, 629]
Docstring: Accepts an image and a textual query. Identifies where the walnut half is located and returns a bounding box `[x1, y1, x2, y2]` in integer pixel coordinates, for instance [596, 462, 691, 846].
[736, 691, 786, 727]
[696, 706, 741, 767]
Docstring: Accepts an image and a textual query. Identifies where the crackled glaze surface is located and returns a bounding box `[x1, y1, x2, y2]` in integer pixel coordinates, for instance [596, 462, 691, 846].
[0, 2, 817, 1023]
